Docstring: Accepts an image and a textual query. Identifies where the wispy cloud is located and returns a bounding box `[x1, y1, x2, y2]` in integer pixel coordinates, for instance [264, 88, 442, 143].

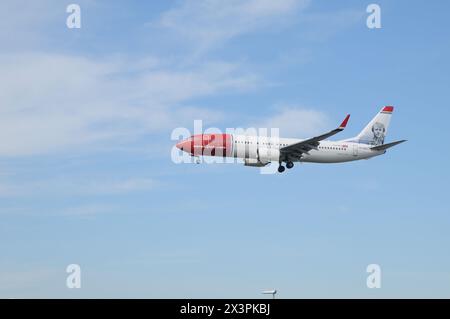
[0, 1, 362, 158]
[85, 178, 157, 195]
[257, 105, 331, 137]
[0, 54, 260, 157]
[157, 0, 310, 53]
[60, 203, 117, 217]
[0, 177, 159, 198]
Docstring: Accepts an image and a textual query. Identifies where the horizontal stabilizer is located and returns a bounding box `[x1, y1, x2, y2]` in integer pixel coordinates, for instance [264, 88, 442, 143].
[371, 140, 407, 151]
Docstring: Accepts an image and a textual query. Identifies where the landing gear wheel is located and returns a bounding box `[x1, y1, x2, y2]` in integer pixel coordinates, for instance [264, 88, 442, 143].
[278, 165, 285, 173]
[286, 161, 294, 169]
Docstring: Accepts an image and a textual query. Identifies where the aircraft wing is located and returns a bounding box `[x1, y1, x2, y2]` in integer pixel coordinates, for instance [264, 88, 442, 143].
[279, 114, 350, 159]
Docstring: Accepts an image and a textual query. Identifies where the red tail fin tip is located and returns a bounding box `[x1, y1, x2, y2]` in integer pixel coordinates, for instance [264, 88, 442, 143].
[382, 106, 394, 113]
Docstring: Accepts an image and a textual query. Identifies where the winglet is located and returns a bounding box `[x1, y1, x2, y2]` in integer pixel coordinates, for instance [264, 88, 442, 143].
[338, 114, 350, 130]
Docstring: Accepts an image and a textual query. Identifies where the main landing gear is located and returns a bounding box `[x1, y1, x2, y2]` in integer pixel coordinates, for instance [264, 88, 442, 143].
[278, 161, 294, 173]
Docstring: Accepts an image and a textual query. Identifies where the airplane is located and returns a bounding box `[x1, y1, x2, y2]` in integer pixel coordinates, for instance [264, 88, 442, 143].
[175, 106, 406, 173]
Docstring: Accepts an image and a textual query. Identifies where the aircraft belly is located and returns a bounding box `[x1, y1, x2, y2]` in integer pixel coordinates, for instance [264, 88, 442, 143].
[301, 151, 355, 163]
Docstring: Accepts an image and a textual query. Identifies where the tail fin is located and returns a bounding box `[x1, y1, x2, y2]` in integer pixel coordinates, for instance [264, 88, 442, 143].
[355, 106, 394, 146]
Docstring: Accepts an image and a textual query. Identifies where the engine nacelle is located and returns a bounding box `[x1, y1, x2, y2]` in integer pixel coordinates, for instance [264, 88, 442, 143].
[244, 158, 268, 167]
[258, 148, 280, 163]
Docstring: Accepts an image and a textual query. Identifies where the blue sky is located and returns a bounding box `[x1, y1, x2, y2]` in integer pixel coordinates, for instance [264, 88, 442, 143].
[1, 0, 450, 298]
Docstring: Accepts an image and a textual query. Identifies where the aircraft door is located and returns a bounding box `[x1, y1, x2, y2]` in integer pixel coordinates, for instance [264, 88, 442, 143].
[352, 143, 358, 156]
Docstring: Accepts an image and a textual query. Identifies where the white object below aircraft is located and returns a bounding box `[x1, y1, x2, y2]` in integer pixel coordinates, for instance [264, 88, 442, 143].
[176, 106, 406, 173]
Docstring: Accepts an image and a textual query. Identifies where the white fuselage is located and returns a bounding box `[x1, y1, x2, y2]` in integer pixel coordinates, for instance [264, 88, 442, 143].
[175, 106, 402, 171]
[231, 134, 384, 163]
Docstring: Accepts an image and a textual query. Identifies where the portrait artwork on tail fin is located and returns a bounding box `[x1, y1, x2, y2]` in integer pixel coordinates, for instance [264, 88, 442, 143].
[371, 122, 385, 146]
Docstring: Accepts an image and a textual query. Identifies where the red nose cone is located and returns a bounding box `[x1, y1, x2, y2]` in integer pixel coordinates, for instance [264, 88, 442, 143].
[176, 139, 192, 153]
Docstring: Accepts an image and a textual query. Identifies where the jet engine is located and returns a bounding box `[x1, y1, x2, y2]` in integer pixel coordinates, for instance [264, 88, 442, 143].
[244, 158, 268, 167]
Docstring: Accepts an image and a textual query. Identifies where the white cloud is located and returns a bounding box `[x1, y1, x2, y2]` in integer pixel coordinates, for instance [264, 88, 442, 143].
[0, 53, 260, 156]
[158, 0, 310, 53]
[0, 177, 159, 198]
[258, 106, 331, 137]
[85, 178, 157, 195]
[60, 204, 117, 217]
[0, 1, 361, 158]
